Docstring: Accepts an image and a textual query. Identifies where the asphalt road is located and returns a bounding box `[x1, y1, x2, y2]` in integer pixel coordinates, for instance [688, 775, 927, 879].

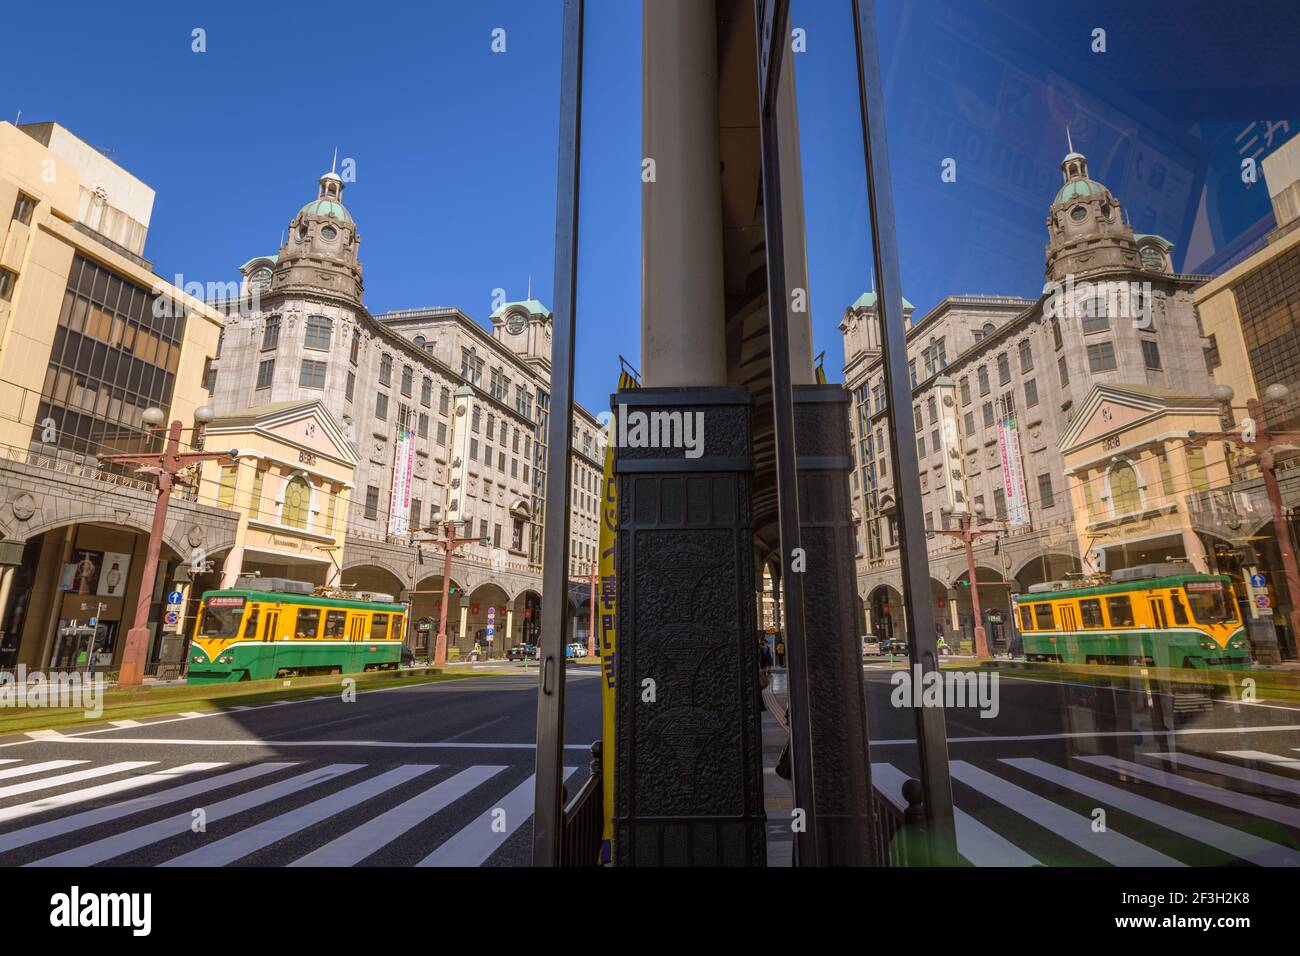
[0, 667, 603, 867]
[2, 661, 1299, 867]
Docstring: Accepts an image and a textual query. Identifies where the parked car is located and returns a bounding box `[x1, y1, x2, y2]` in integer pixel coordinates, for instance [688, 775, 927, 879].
[879, 637, 909, 656]
[508, 643, 538, 661]
[566, 641, 588, 658]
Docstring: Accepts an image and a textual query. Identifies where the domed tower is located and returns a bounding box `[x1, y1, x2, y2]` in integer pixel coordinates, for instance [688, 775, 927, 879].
[1044, 146, 1141, 282]
[270, 165, 364, 306]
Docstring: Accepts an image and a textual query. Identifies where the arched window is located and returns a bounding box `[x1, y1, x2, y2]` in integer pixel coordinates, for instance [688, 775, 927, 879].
[283, 475, 311, 529]
[1109, 462, 1141, 516]
[305, 315, 333, 350]
[413, 335, 426, 350]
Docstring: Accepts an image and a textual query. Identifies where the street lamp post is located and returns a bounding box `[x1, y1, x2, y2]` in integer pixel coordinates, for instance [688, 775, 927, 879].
[1191, 383, 1300, 659]
[936, 504, 1003, 657]
[98, 406, 231, 686]
[416, 521, 488, 666]
[586, 561, 597, 658]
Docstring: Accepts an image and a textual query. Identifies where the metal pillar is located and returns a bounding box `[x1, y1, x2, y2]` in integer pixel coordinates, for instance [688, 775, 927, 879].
[754, 0, 820, 866]
[849, 0, 957, 862]
[532, 0, 584, 867]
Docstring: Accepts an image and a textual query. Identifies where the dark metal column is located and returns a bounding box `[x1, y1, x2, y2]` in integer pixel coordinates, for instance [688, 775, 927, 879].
[754, 0, 820, 866]
[850, 0, 957, 862]
[532, 0, 584, 867]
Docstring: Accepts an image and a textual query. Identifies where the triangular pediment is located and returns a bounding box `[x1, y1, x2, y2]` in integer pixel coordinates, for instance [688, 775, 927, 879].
[206, 400, 358, 466]
[1060, 384, 1219, 453]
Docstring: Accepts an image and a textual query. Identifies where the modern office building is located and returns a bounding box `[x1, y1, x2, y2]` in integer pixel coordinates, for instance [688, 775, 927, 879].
[0, 121, 232, 673]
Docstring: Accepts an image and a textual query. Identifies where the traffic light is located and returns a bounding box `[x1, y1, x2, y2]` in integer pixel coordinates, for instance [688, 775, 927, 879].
[448, 585, 463, 596]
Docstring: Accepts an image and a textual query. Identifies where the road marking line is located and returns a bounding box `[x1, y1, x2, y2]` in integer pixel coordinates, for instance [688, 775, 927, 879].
[110, 720, 142, 728]
[0, 760, 87, 781]
[289, 765, 508, 867]
[1148, 751, 1300, 795]
[867, 723, 1300, 747]
[872, 762, 1039, 867]
[27, 736, 591, 749]
[1006, 757, 1300, 867]
[440, 716, 511, 743]
[161, 764, 436, 867]
[26, 763, 362, 867]
[949, 760, 1181, 867]
[1221, 749, 1300, 770]
[1079, 755, 1300, 830]
[0, 761, 155, 800]
[417, 768, 579, 867]
[0, 763, 244, 846]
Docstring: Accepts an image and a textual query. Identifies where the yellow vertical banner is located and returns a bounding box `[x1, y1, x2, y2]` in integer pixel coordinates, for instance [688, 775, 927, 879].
[597, 369, 637, 862]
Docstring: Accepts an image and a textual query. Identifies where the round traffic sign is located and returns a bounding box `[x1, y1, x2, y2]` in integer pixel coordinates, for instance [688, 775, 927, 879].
[1251, 574, 1267, 588]
[168, 590, 184, 605]
[164, 610, 180, 625]
[1256, 594, 1272, 609]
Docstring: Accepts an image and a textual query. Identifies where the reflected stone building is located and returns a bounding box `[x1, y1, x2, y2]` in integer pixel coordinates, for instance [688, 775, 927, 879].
[843, 148, 1217, 646]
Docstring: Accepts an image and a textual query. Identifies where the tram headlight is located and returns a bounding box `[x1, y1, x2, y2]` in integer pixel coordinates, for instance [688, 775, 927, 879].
[1229, 639, 1247, 649]
[218, 655, 233, 664]
[1199, 640, 1216, 650]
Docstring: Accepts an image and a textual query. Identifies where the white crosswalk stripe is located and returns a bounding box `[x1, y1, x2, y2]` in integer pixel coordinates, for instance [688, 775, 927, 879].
[0, 760, 87, 781]
[290, 765, 508, 867]
[161, 765, 437, 867]
[1078, 755, 1300, 830]
[950, 760, 1183, 866]
[417, 768, 578, 867]
[0, 763, 288, 853]
[0, 761, 155, 800]
[873, 762, 1039, 866]
[1004, 757, 1300, 867]
[25, 763, 363, 867]
[0, 762, 226, 829]
[1148, 751, 1300, 796]
[1222, 749, 1300, 770]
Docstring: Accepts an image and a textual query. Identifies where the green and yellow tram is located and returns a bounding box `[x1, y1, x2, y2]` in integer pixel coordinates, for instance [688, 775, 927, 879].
[1012, 567, 1250, 670]
[186, 583, 406, 684]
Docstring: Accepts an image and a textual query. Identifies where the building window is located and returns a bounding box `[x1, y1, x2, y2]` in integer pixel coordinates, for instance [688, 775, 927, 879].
[262, 314, 281, 350]
[379, 353, 392, 386]
[997, 353, 1011, 385]
[0, 268, 14, 302]
[1037, 473, 1054, 509]
[1109, 461, 1141, 515]
[350, 329, 360, 365]
[472, 406, 481, 432]
[421, 377, 432, 407]
[247, 468, 264, 518]
[470, 437, 479, 460]
[1157, 449, 1175, 496]
[993, 488, 1006, 518]
[978, 366, 989, 396]
[418, 412, 429, 438]
[959, 377, 971, 406]
[299, 359, 327, 389]
[440, 387, 450, 415]
[410, 497, 422, 530]
[487, 414, 496, 441]
[982, 402, 994, 428]
[1204, 333, 1221, 371]
[1186, 446, 1211, 491]
[437, 421, 447, 445]
[364, 485, 380, 520]
[1087, 341, 1117, 372]
[305, 315, 332, 350]
[1058, 355, 1070, 386]
[1051, 317, 1063, 350]
[1080, 295, 1110, 334]
[963, 410, 975, 435]
[1018, 339, 1033, 372]
[401, 365, 413, 397]
[375, 392, 388, 421]
[1141, 340, 1162, 370]
[283, 475, 311, 529]
[927, 395, 937, 424]
[218, 465, 238, 508]
[11, 192, 35, 226]
[256, 359, 274, 389]
[917, 435, 926, 458]
[346, 370, 356, 402]
[460, 348, 483, 385]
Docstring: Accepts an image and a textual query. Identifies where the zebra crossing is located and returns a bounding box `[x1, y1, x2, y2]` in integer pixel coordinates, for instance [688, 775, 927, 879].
[873, 748, 1300, 867]
[0, 757, 581, 867]
[2, 746, 1298, 866]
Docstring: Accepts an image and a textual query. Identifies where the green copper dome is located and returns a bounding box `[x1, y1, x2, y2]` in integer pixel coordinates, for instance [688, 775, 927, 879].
[298, 198, 354, 224]
[1054, 178, 1107, 205]
[850, 291, 914, 310]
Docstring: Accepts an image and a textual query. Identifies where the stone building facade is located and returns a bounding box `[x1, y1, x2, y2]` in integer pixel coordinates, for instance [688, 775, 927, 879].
[844, 148, 1218, 645]
[206, 168, 605, 656]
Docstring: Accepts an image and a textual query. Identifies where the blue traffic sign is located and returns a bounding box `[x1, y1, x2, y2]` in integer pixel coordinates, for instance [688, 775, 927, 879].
[164, 610, 180, 625]
[88, 617, 98, 627]
[167, 590, 184, 605]
[1251, 573, 1267, 588]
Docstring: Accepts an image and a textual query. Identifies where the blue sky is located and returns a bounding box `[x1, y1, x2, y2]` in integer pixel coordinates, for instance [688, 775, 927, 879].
[3, 0, 1294, 412]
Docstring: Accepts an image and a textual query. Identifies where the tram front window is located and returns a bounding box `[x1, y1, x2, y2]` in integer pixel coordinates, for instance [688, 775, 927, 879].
[1184, 584, 1237, 625]
[199, 603, 245, 639]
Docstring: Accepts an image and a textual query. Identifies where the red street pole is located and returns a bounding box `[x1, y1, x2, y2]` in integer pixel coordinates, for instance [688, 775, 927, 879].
[103, 417, 232, 687]
[962, 516, 989, 658]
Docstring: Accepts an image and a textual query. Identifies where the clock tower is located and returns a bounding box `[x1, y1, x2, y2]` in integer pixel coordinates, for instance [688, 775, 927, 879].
[490, 297, 553, 376]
